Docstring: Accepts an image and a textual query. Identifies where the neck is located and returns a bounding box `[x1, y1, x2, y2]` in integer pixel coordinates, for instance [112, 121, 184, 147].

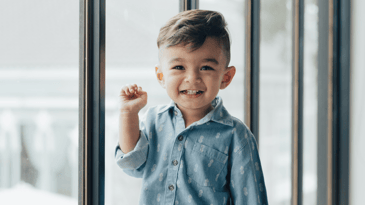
[177, 104, 214, 128]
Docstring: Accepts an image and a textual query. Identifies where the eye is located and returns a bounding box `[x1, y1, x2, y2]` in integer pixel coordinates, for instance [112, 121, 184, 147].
[201, 66, 214, 71]
[172, 66, 184, 70]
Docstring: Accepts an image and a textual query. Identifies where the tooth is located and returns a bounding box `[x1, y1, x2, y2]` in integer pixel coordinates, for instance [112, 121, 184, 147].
[187, 90, 197, 94]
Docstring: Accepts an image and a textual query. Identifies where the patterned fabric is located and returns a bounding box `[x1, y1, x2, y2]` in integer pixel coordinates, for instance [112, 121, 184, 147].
[115, 96, 268, 205]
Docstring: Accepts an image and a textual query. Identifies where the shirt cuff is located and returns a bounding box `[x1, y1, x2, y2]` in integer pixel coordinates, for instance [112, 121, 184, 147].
[115, 131, 149, 170]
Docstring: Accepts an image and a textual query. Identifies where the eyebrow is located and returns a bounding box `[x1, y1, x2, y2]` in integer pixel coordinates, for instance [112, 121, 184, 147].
[168, 58, 219, 65]
[169, 58, 184, 64]
[202, 58, 219, 65]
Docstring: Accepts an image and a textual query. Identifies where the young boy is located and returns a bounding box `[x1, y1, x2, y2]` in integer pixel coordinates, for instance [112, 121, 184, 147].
[115, 10, 268, 205]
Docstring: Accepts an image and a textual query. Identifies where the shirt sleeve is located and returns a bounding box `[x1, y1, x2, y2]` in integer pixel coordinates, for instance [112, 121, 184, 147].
[115, 109, 151, 178]
[228, 129, 268, 205]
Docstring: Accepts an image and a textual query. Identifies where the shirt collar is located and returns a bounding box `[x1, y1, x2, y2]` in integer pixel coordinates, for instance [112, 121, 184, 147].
[157, 96, 234, 127]
[157, 100, 176, 114]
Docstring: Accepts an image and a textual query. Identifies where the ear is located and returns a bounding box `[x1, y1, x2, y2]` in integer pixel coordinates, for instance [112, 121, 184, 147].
[155, 65, 165, 88]
[220, 66, 236, 89]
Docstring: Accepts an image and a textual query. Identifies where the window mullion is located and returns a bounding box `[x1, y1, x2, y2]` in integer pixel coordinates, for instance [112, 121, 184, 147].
[79, 0, 106, 205]
[291, 0, 304, 204]
[244, 0, 260, 147]
[179, 0, 199, 12]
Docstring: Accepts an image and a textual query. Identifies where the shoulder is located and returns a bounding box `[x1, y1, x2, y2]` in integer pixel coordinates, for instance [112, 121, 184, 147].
[139, 104, 172, 134]
[140, 104, 172, 123]
[228, 116, 256, 149]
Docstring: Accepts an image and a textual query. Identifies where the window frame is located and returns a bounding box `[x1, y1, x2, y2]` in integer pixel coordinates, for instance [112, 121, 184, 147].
[317, 0, 350, 205]
[291, 0, 304, 204]
[78, 0, 351, 204]
[79, 0, 106, 204]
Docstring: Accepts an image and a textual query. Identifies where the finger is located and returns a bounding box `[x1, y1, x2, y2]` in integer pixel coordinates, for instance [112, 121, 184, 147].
[123, 85, 131, 95]
[131, 84, 139, 94]
[129, 87, 134, 94]
[129, 84, 138, 94]
[137, 86, 142, 93]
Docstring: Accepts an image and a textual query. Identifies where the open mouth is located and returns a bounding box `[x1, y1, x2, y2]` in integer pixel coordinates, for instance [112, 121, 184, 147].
[180, 90, 204, 95]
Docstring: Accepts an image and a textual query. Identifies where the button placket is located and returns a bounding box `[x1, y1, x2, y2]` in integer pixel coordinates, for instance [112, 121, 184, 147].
[164, 127, 184, 204]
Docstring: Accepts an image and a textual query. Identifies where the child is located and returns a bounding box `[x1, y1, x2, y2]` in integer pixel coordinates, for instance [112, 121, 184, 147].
[115, 10, 268, 205]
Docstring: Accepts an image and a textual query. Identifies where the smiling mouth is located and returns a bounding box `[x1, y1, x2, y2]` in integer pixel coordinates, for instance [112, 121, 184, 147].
[180, 90, 204, 95]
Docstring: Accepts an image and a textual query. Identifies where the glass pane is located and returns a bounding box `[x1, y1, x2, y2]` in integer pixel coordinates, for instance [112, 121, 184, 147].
[350, 0, 365, 204]
[105, 1, 178, 204]
[200, 0, 246, 121]
[0, 1, 78, 204]
[259, 0, 292, 204]
[303, 0, 318, 204]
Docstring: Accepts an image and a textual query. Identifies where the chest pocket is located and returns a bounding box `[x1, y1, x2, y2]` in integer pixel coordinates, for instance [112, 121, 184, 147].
[185, 142, 228, 191]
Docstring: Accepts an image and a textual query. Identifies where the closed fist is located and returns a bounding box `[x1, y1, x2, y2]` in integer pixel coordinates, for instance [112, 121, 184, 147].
[119, 84, 147, 114]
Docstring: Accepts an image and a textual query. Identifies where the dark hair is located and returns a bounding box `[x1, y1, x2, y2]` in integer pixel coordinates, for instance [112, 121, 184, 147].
[157, 10, 231, 66]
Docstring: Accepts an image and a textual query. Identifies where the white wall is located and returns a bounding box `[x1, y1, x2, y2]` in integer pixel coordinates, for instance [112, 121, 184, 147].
[350, 0, 365, 204]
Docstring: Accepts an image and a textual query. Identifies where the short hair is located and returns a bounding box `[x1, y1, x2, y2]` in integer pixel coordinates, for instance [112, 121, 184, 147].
[157, 10, 231, 66]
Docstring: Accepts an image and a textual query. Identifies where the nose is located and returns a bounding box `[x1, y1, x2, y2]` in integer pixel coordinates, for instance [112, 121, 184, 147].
[184, 70, 202, 84]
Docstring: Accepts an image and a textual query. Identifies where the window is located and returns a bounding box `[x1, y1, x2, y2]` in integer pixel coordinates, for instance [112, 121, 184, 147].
[0, 1, 79, 204]
[259, 0, 293, 203]
[350, 0, 365, 204]
[105, 1, 178, 204]
[1, 0, 355, 204]
[302, 0, 318, 204]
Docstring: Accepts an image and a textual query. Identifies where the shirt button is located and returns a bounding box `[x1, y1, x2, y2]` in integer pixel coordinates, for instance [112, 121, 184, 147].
[168, 185, 174, 191]
[172, 160, 178, 166]
[174, 111, 178, 116]
[178, 135, 183, 141]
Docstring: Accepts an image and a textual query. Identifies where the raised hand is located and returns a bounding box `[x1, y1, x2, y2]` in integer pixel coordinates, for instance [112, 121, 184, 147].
[119, 84, 148, 114]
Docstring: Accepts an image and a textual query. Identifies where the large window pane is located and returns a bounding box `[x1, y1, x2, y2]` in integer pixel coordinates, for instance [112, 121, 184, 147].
[105, 1, 178, 204]
[260, 0, 292, 204]
[0, 1, 78, 204]
[303, 0, 318, 204]
[200, 0, 246, 121]
[350, 0, 365, 204]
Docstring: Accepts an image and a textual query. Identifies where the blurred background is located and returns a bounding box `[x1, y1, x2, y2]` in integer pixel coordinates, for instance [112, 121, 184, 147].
[0, 0, 364, 205]
[0, 0, 78, 204]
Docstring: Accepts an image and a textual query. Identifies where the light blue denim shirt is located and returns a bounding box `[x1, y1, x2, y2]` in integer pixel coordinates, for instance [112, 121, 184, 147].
[115, 96, 268, 205]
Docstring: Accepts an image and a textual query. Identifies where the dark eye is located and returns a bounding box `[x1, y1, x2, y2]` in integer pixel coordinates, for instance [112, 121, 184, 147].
[173, 66, 184, 70]
[201, 66, 214, 71]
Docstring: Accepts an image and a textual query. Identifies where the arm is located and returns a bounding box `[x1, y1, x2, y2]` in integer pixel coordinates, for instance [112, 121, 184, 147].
[119, 84, 147, 153]
[229, 130, 268, 205]
[115, 84, 149, 177]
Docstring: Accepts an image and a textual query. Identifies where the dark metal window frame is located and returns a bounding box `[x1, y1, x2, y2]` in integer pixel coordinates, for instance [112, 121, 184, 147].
[244, 0, 261, 146]
[317, 0, 350, 205]
[79, 0, 106, 204]
[78, 0, 351, 204]
[179, 0, 199, 12]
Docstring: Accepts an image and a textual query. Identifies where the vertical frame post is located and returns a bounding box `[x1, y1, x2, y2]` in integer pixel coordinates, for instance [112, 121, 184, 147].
[79, 0, 106, 205]
[179, 0, 199, 12]
[291, 0, 304, 205]
[245, 0, 260, 146]
[317, 0, 350, 205]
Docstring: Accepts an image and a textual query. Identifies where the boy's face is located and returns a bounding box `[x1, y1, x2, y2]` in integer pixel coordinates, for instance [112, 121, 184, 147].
[156, 37, 235, 114]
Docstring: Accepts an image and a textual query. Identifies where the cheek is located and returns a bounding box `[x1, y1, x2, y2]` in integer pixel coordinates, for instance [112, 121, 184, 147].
[205, 74, 222, 87]
[165, 77, 180, 91]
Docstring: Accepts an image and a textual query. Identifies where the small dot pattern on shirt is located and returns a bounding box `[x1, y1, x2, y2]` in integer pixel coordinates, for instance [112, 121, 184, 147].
[115, 96, 268, 205]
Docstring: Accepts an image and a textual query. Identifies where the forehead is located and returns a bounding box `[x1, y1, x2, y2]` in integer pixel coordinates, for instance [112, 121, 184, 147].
[159, 37, 226, 66]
